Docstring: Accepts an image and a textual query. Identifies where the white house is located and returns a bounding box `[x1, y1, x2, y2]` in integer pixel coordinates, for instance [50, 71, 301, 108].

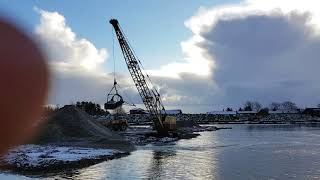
[161, 109, 183, 115]
[236, 111, 257, 114]
[269, 109, 300, 114]
[207, 111, 237, 115]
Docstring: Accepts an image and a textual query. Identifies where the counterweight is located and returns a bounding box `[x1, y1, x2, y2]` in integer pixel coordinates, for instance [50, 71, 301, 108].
[109, 19, 168, 135]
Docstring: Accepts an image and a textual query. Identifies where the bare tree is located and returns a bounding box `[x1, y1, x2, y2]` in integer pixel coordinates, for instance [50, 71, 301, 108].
[252, 102, 262, 111]
[281, 101, 297, 110]
[244, 101, 253, 111]
[244, 101, 262, 111]
[270, 102, 281, 111]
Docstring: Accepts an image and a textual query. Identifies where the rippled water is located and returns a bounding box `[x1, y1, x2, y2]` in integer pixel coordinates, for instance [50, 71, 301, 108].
[2, 124, 320, 179]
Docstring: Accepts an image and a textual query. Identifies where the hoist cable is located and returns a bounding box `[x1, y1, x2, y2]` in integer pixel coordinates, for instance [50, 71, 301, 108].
[111, 26, 135, 107]
[112, 27, 116, 83]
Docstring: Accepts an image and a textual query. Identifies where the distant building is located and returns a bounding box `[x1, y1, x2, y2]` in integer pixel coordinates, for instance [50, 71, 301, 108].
[269, 109, 300, 114]
[129, 108, 149, 114]
[236, 111, 257, 115]
[161, 109, 183, 115]
[303, 108, 320, 117]
[236, 111, 258, 121]
[207, 111, 237, 115]
[130, 108, 182, 115]
[269, 110, 285, 114]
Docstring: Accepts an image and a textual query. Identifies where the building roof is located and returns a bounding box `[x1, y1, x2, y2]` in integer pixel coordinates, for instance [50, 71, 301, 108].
[269, 110, 284, 114]
[269, 109, 300, 114]
[161, 109, 182, 115]
[129, 108, 149, 114]
[237, 111, 257, 114]
[304, 108, 320, 111]
[207, 111, 237, 115]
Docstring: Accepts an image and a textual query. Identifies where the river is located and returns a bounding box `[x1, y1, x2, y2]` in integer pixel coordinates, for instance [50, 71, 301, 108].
[2, 124, 320, 179]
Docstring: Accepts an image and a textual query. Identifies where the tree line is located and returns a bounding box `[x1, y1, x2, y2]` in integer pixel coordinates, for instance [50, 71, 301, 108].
[42, 101, 110, 116]
[42, 105, 59, 115]
[224, 100, 304, 112]
[75, 101, 109, 115]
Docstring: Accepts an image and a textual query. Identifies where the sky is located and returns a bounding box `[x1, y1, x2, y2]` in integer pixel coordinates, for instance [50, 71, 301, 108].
[1, 0, 320, 113]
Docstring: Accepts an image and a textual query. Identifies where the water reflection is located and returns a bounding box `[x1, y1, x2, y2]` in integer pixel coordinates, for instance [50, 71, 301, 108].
[146, 150, 176, 180]
[56, 132, 221, 180]
[61, 150, 154, 179]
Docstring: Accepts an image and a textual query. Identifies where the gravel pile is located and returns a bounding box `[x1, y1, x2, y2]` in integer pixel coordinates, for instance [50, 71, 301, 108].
[35, 105, 134, 152]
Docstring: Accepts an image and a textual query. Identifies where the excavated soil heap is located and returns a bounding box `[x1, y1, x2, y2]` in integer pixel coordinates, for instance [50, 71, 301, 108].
[35, 105, 134, 152]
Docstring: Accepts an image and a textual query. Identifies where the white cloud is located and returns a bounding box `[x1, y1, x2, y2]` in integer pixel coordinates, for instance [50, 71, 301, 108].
[148, 0, 320, 109]
[33, 8, 127, 105]
[35, 8, 108, 72]
[185, 0, 320, 35]
[147, 33, 213, 78]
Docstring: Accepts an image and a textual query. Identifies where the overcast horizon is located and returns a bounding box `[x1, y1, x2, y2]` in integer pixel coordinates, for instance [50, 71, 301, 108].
[2, 0, 320, 113]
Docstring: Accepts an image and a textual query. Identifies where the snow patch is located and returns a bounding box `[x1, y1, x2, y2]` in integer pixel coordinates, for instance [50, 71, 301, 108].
[2, 145, 122, 168]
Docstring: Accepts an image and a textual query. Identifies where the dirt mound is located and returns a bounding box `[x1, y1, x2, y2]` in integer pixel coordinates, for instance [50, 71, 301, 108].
[35, 105, 134, 151]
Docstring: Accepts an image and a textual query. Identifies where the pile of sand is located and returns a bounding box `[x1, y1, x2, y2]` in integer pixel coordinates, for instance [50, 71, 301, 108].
[35, 105, 134, 151]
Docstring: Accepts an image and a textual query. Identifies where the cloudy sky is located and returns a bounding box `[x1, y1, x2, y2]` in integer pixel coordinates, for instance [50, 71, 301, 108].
[1, 0, 320, 113]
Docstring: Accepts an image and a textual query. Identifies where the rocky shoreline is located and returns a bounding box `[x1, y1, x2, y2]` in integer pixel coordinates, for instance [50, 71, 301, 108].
[104, 113, 320, 124]
[120, 124, 220, 146]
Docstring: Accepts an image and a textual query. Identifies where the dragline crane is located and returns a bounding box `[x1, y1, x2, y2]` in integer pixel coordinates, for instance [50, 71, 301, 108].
[109, 19, 175, 136]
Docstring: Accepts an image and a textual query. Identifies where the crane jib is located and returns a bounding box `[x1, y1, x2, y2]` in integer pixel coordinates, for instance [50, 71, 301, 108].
[109, 19, 168, 135]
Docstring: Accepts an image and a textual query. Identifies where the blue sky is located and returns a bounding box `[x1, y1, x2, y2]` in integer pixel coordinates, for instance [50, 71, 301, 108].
[0, 0, 237, 72]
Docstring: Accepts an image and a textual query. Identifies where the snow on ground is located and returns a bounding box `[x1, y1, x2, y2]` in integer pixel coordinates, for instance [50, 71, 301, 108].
[2, 145, 122, 168]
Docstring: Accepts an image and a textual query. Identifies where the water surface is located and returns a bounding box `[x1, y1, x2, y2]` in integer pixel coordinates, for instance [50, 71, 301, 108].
[2, 124, 320, 179]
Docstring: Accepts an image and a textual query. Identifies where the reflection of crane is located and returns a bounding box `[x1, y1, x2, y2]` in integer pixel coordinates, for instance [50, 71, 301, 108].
[109, 19, 173, 136]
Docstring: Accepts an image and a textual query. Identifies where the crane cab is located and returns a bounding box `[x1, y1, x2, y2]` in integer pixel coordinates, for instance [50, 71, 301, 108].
[163, 116, 177, 131]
